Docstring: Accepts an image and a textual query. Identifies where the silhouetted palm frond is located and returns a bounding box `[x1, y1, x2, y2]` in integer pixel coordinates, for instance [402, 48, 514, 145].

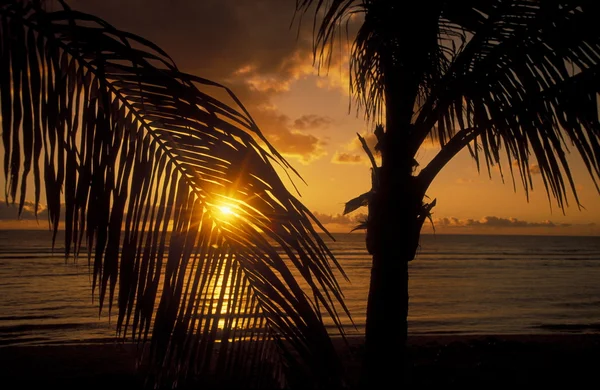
[1, 1, 348, 388]
[417, 0, 600, 210]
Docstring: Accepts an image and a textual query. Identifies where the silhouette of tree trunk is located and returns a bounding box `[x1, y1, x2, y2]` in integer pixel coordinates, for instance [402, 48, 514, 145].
[362, 5, 441, 387]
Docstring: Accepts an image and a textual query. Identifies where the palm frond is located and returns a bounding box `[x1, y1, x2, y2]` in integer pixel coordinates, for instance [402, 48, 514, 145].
[299, 1, 464, 124]
[0, 1, 349, 388]
[297, 1, 388, 119]
[417, 0, 600, 210]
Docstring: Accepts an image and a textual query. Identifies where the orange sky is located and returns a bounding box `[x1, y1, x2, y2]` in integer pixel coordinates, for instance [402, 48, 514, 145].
[1, 0, 599, 236]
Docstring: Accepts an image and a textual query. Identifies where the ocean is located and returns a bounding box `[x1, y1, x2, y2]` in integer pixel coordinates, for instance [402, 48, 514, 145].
[1, 230, 600, 346]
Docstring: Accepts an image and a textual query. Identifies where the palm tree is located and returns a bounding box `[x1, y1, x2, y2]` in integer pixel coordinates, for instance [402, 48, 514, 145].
[1, 1, 350, 388]
[297, 0, 600, 387]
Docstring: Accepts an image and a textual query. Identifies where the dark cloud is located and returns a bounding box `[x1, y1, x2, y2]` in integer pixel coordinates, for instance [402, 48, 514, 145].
[69, 0, 307, 79]
[67, 0, 331, 163]
[331, 152, 363, 164]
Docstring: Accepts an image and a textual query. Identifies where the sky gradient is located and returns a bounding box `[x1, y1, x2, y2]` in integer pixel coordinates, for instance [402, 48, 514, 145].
[1, 0, 599, 235]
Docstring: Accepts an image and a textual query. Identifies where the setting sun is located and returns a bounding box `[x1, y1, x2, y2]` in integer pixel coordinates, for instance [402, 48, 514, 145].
[219, 205, 233, 214]
[218, 205, 234, 217]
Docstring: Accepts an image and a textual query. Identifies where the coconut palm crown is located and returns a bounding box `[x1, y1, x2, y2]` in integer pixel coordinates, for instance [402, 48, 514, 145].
[297, 0, 600, 387]
[1, 1, 350, 388]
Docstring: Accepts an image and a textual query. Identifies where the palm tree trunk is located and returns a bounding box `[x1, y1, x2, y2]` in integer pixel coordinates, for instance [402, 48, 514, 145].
[362, 171, 422, 389]
[358, 4, 442, 387]
[363, 250, 410, 389]
[361, 9, 435, 388]
[362, 104, 423, 390]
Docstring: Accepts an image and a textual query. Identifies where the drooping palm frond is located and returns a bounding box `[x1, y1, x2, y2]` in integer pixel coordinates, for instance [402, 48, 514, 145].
[415, 0, 600, 210]
[297, 0, 453, 122]
[296, 0, 383, 118]
[0, 1, 349, 388]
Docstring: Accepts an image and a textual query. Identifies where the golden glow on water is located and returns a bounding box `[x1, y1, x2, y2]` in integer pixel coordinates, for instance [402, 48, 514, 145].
[4, 231, 600, 345]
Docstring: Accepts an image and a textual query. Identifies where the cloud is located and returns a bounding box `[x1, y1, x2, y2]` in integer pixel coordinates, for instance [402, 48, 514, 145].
[333, 127, 442, 167]
[503, 160, 542, 176]
[293, 114, 334, 131]
[311, 211, 367, 232]
[332, 152, 363, 164]
[309, 212, 588, 234]
[0, 200, 55, 229]
[67, 0, 334, 164]
[68, 1, 312, 81]
[348, 132, 378, 154]
[433, 216, 570, 229]
[332, 131, 380, 165]
[0, 200, 48, 220]
[249, 107, 327, 163]
[455, 178, 479, 185]
[529, 164, 541, 175]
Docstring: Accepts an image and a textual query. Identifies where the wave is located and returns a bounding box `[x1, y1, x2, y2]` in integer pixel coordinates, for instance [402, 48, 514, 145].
[0, 314, 61, 321]
[0, 322, 99, 333]
[531, 323, 600, 332]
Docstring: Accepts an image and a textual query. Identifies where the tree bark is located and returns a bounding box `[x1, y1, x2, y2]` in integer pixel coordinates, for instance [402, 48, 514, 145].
[362, 110, 422, 390]
[360, 4, 442, 387]
[362, 174, 422, 389]
[362, 249, 410, 389]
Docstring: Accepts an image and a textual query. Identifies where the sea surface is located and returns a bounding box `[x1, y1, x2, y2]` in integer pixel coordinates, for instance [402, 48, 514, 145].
[1, 230, 600, 346]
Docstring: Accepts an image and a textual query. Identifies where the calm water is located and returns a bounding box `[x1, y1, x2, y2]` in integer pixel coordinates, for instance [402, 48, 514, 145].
[1, 230, 600, 346]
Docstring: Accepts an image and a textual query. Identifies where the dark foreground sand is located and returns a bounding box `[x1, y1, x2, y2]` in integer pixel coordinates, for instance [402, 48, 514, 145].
[1, 334, 599, 389]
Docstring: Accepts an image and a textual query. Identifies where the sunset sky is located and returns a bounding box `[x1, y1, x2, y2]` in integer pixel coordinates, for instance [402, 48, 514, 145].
[1, 0, 599, 235]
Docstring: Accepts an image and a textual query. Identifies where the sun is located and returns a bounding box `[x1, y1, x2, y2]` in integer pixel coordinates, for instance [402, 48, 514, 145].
[218, 205, 234, 216]
[212, 199, 242, 223]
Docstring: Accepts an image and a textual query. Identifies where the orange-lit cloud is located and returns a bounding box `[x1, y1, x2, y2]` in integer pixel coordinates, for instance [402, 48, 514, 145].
[333, 129, 439, 167]
[349, 132, 379, 154]
[511, 160, 543, 175]
[0, 200, 48, 220]
[312, 211, 367, 225]
[332, 152, 363, 164]
[495, 160, 542, 176]
[293, 114, 334, 131]
[249, 107, 328, 163]
[332, 131, 379, 165]
[529, 164, 541, 175]
[0, 200, 54, 229]
[455, 178, 480, 185]
[311, 211, 367, 232]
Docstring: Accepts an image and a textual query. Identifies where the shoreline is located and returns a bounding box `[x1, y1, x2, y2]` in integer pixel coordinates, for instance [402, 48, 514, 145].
[2, 333, 599, 388]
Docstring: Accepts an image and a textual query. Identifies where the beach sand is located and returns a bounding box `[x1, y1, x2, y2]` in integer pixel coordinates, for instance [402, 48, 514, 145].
[1, 334, 599, 388]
